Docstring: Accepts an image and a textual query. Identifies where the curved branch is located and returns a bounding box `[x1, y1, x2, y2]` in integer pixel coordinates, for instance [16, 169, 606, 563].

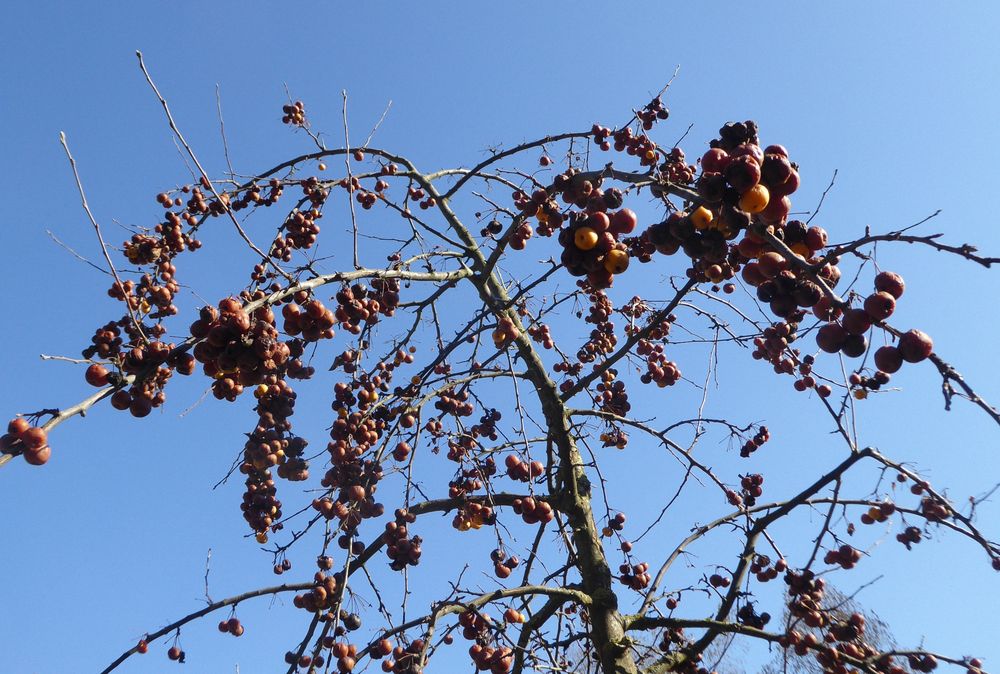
[100, 582, 312, 673]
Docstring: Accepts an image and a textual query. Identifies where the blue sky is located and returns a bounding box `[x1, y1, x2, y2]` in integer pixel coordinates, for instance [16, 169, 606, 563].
[2, 2, 1000, 673]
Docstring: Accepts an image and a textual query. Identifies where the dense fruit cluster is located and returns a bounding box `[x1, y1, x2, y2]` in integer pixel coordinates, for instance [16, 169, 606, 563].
[575, 291, 617, 365]
[527, 323, 554, 349]
[636, 336, 681, 388]
[750, 554, 786, 582]
[823, 544, 862, 570]
[243, 467, 282, 539]
[1, 418, 50, 465]
[192, 298, 291, 400]
[596, 369, 630, 416]
[740, 426, 770, 458]
[333, 280, 401, 334]
[108, 348, 179, 417]
[859, 501, 895, 525]
[281, 100, 306, 126]
[556, 208, 636, 289]
[292, 571, 339, 612]
[451, 500, 495, 532]
[271, 208, 322, 261]
[659, 147, 696, 184]
[619, 561, 651, 590]
[468, 640, 513, 673]
[492, 316, 521, 348]
[510, 496, 554, 525]
[752, 320, 801, 373]
[490, 548, 520, 579]
[599, 425, 629, 449]
[785, 568, 828, 628]
[919, 495, 952, 522]
[384, 508, 422, 571]
[896, 525, 923, 549]
[739, 473, 764, 507]
[281, 298, 336, 343]
[217, 616, 245, 637]
[504, 454, 544, 482]
[84, 321, 124, 359]
[736, 602, 771, 629]
[637, 95, 670, 130]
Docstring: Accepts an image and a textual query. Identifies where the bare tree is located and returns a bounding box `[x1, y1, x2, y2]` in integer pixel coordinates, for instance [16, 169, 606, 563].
[3, 54, 998, 674]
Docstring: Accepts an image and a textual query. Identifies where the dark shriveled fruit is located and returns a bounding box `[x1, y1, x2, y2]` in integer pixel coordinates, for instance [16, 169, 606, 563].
[841, 334, 868, 358]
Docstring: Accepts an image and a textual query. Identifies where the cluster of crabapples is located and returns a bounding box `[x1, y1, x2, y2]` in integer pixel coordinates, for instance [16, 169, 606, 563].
[281, 100, 306, 126]
[815, 270, 932, 368]
[1, 418, 50, 465]
[491, 115, 942, 406]
[490, 548, 521, 579]
[620, 561, 651, 590]
[383, 508, 423, 571]
[739, 473, 765, 507]
[510, 496, 555, 525]
[281, 633, 371, 673]
[779, 566, 969, 674]
[823, 544, 862, 570]
[557, 207, 637, 289]
[456, 610, 516, 674]
[217, 617, 244, 637]
[504, 453, 544, 482]
[740, 426, 770, 458]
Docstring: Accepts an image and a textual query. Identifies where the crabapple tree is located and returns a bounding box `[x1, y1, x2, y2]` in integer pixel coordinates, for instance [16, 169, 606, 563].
[5, 54, 1000, 674]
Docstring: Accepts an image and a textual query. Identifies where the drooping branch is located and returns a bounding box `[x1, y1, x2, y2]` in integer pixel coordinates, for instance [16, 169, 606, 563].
[100, 582, 313, 673]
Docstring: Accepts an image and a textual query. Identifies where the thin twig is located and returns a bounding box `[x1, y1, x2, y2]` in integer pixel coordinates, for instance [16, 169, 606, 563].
[362, 99, 393, 149]
[46, 229, 108, 274]
[215, 83, 236, 178]
[342, 90, 361, 269]
[59, 132, 147, 342]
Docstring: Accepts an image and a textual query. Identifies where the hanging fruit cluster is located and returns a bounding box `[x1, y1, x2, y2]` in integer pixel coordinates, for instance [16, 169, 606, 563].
[736, 425, 769, 458]
[510, 496, 554, 525]
[504, 454, 544, 482]
[384, 508, 422, 571]
[333, 280, 401, 334]
[292, 571, 339, 612]
[619, 560, 651, 590]
[491, 548, 520, 579]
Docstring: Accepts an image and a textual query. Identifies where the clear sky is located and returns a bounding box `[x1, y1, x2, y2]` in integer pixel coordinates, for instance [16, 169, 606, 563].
[2, 2, 1000, 673]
